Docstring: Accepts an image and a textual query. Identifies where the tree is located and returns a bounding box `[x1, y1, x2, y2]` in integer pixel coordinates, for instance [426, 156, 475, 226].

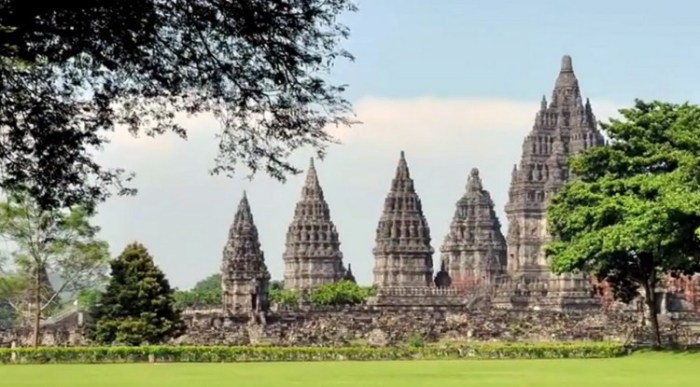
[0, 272, 23, 328]
[0, 192, 110, 346]
[88, 242, 185, 346]
[269, 280, 285, 291]
[268, 288, 300, 307]
[173, 273, 221, 310]
[76, 288, 102, 310]
[546, 100, 700, 347]
[0, 1, 357, 213]
[308, 280, 375, 306]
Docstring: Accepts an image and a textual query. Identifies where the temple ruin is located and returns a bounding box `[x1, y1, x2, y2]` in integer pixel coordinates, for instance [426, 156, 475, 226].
[216, 55, 611, 313]
[372, 151, 434, 288]
[220, 192, 271, 314]
[282, 158, 346, 290]
[440, 168, 507, 289]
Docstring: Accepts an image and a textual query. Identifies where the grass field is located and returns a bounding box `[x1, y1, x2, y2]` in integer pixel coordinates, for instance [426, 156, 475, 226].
[2, 352, 698, 386]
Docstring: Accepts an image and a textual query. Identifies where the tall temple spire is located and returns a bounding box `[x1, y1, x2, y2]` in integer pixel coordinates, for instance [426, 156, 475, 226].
[373, 151, 434, 287]
[283, 158, 345, 290]
[505, 55, 605, 283]
[440, 168, 506, 288]
[221, 192, 270, 314]
[343, 263, 356, 283]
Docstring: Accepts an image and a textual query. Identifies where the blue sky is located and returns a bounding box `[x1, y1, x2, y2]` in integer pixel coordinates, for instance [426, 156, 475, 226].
[94, 0, 699, 289]
[336, 0, 700, 102]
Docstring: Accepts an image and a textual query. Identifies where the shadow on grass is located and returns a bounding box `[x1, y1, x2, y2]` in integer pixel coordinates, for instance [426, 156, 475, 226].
[631, 344, 700, 356]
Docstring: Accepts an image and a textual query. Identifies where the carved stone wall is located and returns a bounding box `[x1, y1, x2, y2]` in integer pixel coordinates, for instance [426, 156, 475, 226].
[5, 305, 700, 347]
[175, 307, 640, 347]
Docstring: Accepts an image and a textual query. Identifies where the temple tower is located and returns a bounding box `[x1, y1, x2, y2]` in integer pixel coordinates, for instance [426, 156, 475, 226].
[504, 55, 605, 282]
[372, 151, 434, 288]
[440, 168, 507, 288]
[282, 158, 345, 290]
[221, 192, 271, 314]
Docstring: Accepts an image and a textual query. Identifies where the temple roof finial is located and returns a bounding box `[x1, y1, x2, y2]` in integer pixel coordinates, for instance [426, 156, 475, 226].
[466, 168, 483, 192]
[303, 157, 322, 197]
[233, 191, 254, 225]
[395, 150, 410, 180]
[561, 55, 573, 73]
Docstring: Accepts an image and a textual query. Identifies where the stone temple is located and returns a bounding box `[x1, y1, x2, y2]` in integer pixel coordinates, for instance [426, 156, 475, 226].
[504, 55, 606, 307]
[282, 158, 346, 291]
[221, 192, 271, 314]
[219, 55, 610, 312]
[440, 168, 507, 289]
[372, 151, 434, 288]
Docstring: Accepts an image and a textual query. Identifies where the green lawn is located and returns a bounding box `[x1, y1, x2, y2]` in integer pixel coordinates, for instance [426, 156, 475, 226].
[2, 352, 698, 386]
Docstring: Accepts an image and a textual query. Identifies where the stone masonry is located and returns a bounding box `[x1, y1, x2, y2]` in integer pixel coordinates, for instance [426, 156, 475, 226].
[283, 158, 346, 290]
[372, 151, 434, 288]
[440, 168, 507, 288]
[3, 307, 652, 347]
[221, 192, 271, 314]
[174, 307, 644, 347]
[504, 55, 605, 290]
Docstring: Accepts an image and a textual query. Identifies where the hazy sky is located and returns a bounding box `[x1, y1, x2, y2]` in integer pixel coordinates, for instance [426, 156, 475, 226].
[93, 0, 700, 289]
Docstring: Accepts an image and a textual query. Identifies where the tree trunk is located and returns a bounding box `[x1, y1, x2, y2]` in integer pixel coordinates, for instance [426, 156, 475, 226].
[32, 267, 40, 348]
[642, 280, 661, 348]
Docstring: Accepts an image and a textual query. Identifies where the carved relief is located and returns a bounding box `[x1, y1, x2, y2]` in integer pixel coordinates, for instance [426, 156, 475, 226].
[373, 152, 434, 288]
[283, 158, 345, 290]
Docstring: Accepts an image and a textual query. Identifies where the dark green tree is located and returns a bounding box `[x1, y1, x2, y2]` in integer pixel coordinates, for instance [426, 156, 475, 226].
[269, 280, 285, 291]
[546, 100, 700, 347]
[0, 1, 357, 214]
[88, 242, 185, 346]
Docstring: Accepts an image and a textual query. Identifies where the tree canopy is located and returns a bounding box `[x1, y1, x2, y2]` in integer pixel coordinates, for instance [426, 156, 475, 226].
[546, 100, 700, 346]
[0, 1, 357, 212]
[88, 242, 184, 346]
[173, 273, 221, 310]
[0, 192, 110, 346]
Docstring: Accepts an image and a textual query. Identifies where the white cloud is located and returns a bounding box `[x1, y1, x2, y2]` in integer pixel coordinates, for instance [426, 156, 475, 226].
[332, 96, 621, 146]
[94, 96, 625, 289]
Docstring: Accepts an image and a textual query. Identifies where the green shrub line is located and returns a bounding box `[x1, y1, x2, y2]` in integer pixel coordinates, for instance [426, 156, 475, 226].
[0, 343, 630, 364]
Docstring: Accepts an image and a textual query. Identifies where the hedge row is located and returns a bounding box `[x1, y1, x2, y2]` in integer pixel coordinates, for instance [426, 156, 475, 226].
[0, 343, 629, 364]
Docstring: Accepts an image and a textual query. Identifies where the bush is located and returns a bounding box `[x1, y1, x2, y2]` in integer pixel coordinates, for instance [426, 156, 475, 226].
[269, 289, 300, 306]
[406, 332, 425, 348]
[309, 280, 375, 306]
[0, 343, 630, 364]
